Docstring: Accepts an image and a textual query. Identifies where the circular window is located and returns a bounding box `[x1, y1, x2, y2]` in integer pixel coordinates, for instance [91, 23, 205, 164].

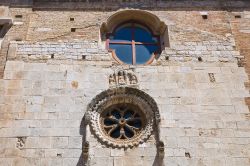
[107, 22, 160, 65]
[88, 87, 159, 148]
[101, 103, 145, 140]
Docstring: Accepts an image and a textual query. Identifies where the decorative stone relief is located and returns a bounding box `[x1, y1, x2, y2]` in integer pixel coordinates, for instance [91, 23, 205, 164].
[16, 137, 27, 149]
[236, 57, 245, 67]
[109, 70, 138, 88]
[208, 73, 216, 82]
[87, 87, 160, 148]
[83, 141, 89, 160]
[157, 141, 165, 157]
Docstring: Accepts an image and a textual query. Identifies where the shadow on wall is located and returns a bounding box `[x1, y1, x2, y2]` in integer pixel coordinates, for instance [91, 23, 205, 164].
[0, 0, 33, 7]
[76, 117, 85, 166]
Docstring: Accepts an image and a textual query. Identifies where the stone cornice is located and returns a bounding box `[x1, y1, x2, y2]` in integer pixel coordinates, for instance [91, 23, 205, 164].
[0, 0, 250, 11]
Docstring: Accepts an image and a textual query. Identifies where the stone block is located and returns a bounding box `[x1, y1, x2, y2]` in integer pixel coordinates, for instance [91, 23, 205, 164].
[94, 148, 110, 157]
[52, 137, 69, 148]
[164, 137, 178, 148]
[142, 147, 157, 157]
[39, 137, 52, 149]
[90, 157, 113, 166]
[5, 61, 24, 71]
[177, 137, 190, 148]
[41, 158, 63, 166]
[4, 148, 23, 158]
[45, 149, 64, 158]
[234, 130, 250, 137]
[225, 157, 250, 166]
[110, 149, 124, 157]
[25, 158, 40, 165]
[12, 158, 26, 166]
[122, 157, 143, 166]
[25, 137, 39, 148]
[68, 137, 82, 148]
[0, 158, 12, 166]
[161, 128, 185, 137]
[141, 157, 156, 166]
[25, 149, 45, 158]
[63, 149, 82, 158]
[173, 148, 185, 157]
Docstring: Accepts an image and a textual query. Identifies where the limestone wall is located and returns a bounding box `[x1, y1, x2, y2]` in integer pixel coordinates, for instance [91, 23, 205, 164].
[0, 6, 249, 166]
[0, 9, 244, 77]
[1, 56, 249, 166]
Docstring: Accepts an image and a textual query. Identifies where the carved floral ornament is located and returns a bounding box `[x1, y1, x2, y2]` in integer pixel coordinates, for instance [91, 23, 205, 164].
[87, 87, 160, 148]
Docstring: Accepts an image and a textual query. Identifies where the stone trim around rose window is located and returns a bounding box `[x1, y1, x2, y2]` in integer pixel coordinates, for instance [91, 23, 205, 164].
[86, 87, 160, 148]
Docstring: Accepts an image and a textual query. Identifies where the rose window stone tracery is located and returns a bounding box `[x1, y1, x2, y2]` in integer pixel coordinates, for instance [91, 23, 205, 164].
[101, 104, 145, 140]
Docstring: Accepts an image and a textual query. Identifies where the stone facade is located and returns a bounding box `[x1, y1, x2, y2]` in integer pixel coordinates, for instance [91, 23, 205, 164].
[0, 1, 250, 166]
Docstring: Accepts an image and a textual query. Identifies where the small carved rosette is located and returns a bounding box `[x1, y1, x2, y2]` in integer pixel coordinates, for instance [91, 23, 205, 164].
[109, 70, 138, 88]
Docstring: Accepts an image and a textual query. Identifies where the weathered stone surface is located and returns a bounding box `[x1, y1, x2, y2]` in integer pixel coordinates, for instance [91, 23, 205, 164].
[0, 2, 249, 166]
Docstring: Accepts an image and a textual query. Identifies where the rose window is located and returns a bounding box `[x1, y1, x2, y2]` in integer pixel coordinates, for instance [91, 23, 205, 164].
[101, 104, 144, 140]
[88, 87, 158, 148]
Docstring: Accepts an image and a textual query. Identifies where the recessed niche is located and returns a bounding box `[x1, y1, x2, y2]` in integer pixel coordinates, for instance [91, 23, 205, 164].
[202, 15, 208, 19]
[70, 18, 74, 21]
[200, 12, 208, 20]
[235, 15, 241, 19]
[57, 153, 62, 157]
[15, 15, 23, 19]
[71, 28, 76, 32]
[15, 38, 22, 41]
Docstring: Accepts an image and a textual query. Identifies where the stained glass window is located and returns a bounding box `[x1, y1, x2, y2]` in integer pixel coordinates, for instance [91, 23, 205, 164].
[108, 23, 160, 65]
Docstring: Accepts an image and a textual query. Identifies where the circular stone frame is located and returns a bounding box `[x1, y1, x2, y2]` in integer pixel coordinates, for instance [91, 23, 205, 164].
[87, 87, 160, 148]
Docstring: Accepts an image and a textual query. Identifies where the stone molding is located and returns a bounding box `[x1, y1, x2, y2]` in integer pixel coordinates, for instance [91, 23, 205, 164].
[101, 9, 167, 36]
[6, 0, 248, 10]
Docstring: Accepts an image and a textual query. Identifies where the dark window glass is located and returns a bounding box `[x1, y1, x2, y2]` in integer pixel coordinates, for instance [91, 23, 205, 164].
[134, 26, 157, 43]
[111, 26, 132, 42]
[135, 45, 158, 64]
[101, 104, 143, 140]
[108, 23, 159, 65]
[111, 127, 120, 138]
[109, 44, 133, 64]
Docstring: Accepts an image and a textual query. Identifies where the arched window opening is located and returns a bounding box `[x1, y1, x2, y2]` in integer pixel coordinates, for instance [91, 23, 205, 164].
[107, 22, 160, 65]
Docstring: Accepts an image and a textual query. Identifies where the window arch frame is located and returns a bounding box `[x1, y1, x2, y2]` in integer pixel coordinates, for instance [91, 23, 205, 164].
[106, 20, 161, 65]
